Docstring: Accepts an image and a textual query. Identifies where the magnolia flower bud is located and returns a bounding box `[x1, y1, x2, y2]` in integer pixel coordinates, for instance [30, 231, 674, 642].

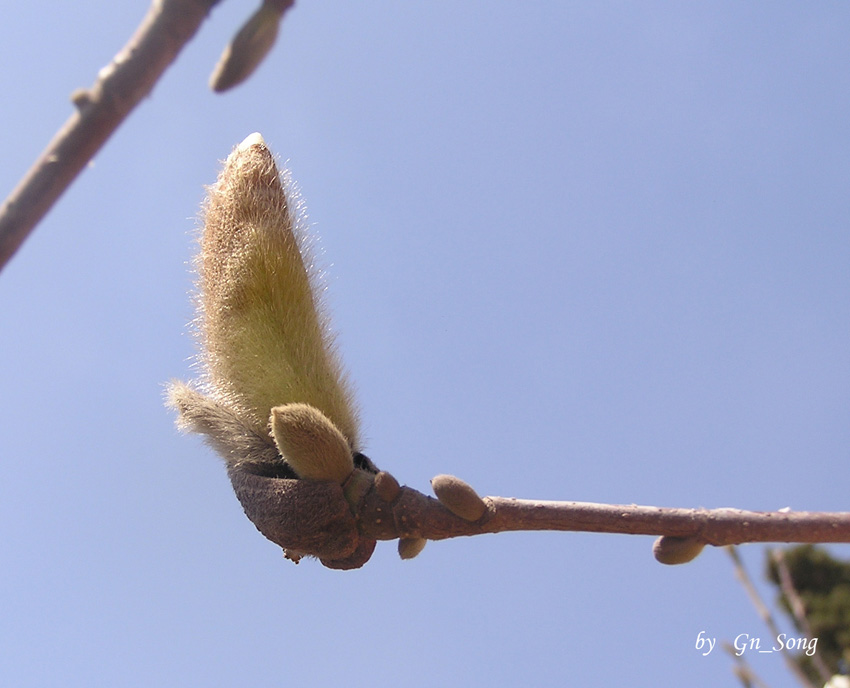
[199, 133, 359, 445]
[169, 132, 364, 479]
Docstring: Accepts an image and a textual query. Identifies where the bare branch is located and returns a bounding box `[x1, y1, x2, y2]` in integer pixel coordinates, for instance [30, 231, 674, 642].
[225, 465, 850, 570]
[728, 547, 817, 688]
[771, 549, 834, 683]
[361, 484, 850, 546]
[0, 0, 220, 272]
[722, 641, 773, 688]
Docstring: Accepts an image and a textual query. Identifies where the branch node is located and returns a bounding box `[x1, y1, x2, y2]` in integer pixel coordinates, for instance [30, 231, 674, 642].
[70, 88, 94, 111]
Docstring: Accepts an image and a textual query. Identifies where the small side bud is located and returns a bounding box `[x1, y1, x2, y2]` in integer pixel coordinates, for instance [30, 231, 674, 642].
[270, 403, 354, 483]
[70, 88, 93, 109]
[374, 471, 401, 503]
[341, 469, 373, 511]
[653, 536, 706, 565]
[431, 474, 487, 522]
[210, 0, 294, 92]
[398, 537, 427, 560]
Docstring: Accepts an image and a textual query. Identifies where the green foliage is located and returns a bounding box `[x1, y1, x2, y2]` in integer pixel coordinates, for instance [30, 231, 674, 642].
[766, 545, 850, 681]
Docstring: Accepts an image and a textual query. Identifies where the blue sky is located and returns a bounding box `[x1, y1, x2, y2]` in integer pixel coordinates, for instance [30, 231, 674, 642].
[1, 2, 849, 686]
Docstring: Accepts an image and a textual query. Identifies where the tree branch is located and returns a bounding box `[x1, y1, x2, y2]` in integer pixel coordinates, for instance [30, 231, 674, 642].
[0, 0, 220, 272]
[225, 466, 850, 570]
[361, 484, 850, 546]
[728, 547, 817, 688]
[771, 549, 834, 684]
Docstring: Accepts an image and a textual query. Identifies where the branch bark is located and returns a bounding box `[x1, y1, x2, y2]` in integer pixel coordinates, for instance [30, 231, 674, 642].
[0, 0, 220, 272]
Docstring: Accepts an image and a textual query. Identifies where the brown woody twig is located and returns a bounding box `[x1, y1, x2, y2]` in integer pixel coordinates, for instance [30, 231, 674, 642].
[772, 549, 834, 683]
[226, 465, 850, 571]
[0, 0, 220, 272]
[728, 546, 817, 688]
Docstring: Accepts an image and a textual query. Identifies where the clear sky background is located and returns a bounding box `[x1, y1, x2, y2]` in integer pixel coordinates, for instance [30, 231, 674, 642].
[1, 2, 849, 686]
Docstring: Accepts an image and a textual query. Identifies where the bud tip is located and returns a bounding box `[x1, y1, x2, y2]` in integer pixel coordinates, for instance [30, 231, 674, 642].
[238, 132, 266, 150]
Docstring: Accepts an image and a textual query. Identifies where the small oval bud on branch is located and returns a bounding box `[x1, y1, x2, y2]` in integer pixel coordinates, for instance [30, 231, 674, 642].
[70, 88, 93, 110]
[652, 535, 706, 565]
[374, 471, 401, 503]
[398, 537, 428, 560]
[210, 0, 295, 92]
[270, 403, 354, 483]
[431, 474, 488, 522]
